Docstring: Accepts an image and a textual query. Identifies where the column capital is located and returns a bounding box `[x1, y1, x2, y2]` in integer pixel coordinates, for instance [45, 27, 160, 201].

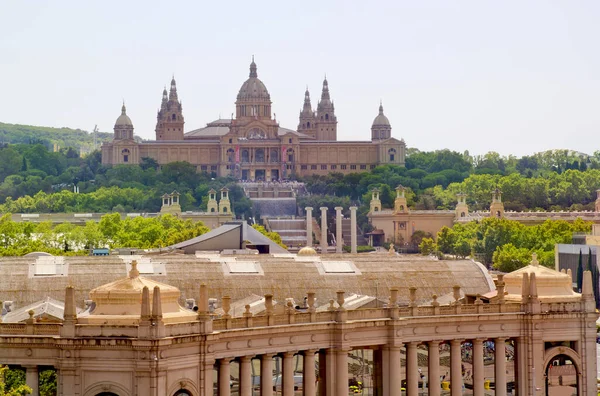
[305, 207, 313, 211]
[494, 336, 508, 342]
[320, 206, 328, 211]
[349, 206, 357, 211]
[303, 349, 319, 356]
[282, 351, 296, 358]
[450, 339, 464, 345]
[407, 341, 420, 347]
[261, 353, 276, 359]
[334, 206, 343, 211]
[239, 355, 253, 362]
[428, 340, 442, 346]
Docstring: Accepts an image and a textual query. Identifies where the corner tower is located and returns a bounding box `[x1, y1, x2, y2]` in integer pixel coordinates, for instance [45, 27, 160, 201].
[114, 103, 134, 141]
[155, 77, 185, 141]
[297, 87, 316, 138]
[371, 101, 392, 141]
[315, 76, 337, 141]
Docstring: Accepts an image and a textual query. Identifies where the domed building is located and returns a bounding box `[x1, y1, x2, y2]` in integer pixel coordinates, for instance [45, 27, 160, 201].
[101, 59, 406, 180]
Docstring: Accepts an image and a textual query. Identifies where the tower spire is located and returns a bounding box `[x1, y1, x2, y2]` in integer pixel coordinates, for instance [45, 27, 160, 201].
[249, 56, 257, 78]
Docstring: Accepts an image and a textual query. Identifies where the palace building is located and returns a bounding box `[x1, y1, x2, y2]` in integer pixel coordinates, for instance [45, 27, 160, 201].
[101, 59, 406, 180]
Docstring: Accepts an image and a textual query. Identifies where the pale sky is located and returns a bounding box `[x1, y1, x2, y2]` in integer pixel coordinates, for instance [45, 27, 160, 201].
[1, 1, 599, 157]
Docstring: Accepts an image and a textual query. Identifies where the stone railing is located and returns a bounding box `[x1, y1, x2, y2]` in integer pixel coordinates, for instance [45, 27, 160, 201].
[0, 294, 584, 337]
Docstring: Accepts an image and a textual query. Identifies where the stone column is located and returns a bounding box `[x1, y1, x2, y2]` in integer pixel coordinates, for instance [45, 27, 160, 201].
[495, 338, 507, 396]
[261, 354, 274, 396]
[406, 342, 419, 396]
[25, 365, 39, 396]
[320, 207, 328, 254]
[335, 206, 343, 253]
[428, 341, 441, 396]
[282, 352, 295, 396]
[305, 207, 313, 247]
[350, 206, 358, 254]
[450, 340, 463, 396]
[472, 339, 484, 396]
[388, 346, 402, 396]
[239, 356, 252, 396]
[303, 350, 317, 396]
[335, 349, 349, 396]
[219, 359, 231, 396]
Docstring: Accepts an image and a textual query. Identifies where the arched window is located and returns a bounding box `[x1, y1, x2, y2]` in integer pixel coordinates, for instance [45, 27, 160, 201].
[388, 148, 396, 162]
[173, 391, 192, 396]
[399, 205, 404, 211]
[222, 207, 228, 213]
[211, 208, 215, 213]
[307, 121, 310, 128]
[270, 149, 279, 163]
[255, 149, 265, 163]
[461, 212, 466, 217]
[241, 150, 249, 163]
[96, 393, 119, 396]
[227, 148, 235, 163]
[325, 114, 329, 120]
[287, 148, 294, 163]
[172, 114, 176, 120]
[122, 149, 130, 163]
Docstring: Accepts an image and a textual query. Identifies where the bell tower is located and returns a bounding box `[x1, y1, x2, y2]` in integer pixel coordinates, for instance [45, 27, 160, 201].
[455, 193, 469, 218]
[394, 185, 408, 213]
[315, 76, 337, 141]
[489, 188, 504, 218]
[370, 188, 382, 213]
[297, 87, 316, 138]
[155, 77, 185, 141]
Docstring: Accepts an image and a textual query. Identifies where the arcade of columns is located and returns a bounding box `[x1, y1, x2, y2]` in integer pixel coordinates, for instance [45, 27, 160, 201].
[304, 206, 359, 254]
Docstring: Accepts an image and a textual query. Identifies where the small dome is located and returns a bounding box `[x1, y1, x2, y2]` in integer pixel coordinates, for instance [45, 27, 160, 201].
[115, 103, 133, 127]
[504, 253, 580, 303]
[372, 102, 390, 127]
[298, 246, 317, 256]
[237, 58, 270, 102]
[79, 260, 196, 324]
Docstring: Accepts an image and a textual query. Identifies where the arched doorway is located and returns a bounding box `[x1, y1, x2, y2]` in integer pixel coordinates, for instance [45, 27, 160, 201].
[96, 393, 119, 396]
[545, 354, 579, 395]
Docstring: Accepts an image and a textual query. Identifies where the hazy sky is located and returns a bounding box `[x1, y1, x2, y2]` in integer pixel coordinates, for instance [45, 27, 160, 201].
[1, 1, 599, 157]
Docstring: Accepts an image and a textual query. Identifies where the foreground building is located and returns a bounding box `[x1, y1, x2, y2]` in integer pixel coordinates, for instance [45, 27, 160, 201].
[0, 252, 597, 395]
[101, 59, 406, 179]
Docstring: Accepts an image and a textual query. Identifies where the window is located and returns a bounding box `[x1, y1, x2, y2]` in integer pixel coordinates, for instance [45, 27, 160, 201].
[390, 154, 395, 161]
[121, 149, 130, 163]
[211, 165, 217, 171]
[301, 165, 307, 170]
[227, 148, 235, 162]
[325, 114, 329, 120]
[307, 121, 310, 128]
[311, 165, 317, 170]
[289, 138, 292, 143]
[388, 148, 397, 162]
[331, 165, 337, 170]
[341, 165, 347, 170]
[229, 138, 232, 143]
[255, 149, 265, 163]
[201, 165, 207, 171]
[370, 165, 376, 170]
[350, 165, 357, 170]
[172, 114, 176, 120]
[321, 165, 327, 170]
[241, 150, 250, 163]
[360, 165, 366, 170]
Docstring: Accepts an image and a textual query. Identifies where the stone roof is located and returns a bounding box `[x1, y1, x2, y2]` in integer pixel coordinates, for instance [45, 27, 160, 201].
[184, 120, 311, 139]
[78, 261, 196, 325]
[0, 254, 495, 312]
[1, 296, 83, 323]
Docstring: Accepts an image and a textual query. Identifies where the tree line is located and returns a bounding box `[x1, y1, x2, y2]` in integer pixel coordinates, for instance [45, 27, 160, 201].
[418, 218, 591, 271]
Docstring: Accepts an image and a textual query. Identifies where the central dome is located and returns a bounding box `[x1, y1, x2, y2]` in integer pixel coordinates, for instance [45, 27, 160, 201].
[237, 58, 271, 102]
[115, 104, 133, 127]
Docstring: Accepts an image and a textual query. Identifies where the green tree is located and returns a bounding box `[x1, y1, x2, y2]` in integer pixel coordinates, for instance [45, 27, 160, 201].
[419, 237, 436, 255]
[0, 365, 32, 395]
[492, 243, 532, 272]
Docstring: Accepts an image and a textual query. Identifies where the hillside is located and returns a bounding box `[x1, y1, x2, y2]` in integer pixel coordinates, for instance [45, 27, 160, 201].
[0, 122, 113, 151]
